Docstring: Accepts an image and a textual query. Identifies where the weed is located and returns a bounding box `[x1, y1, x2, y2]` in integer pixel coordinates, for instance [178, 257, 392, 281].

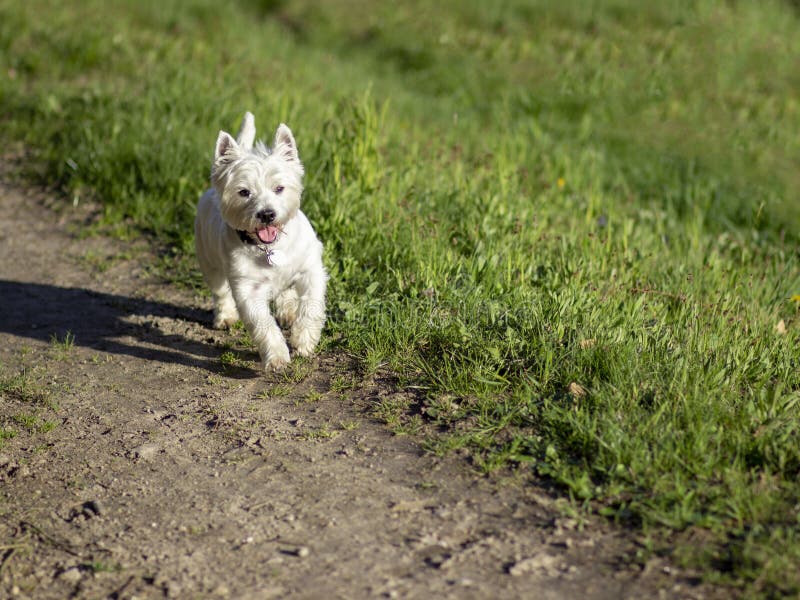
[300, 424, 339, 441]
[329, 373, 358, 394]
[36, 421, 57, 434]
[281, 359, 314, 384]
[49, 331, 75, 359]
[258, 384, 292, 399]
[83, 561, 121, 574]
[0, 427, 17, 439]
[78, 249, 131, 273]
[219, 351, 241, 369]
[372, 396, 422, 436]
[0, 369, 49, 405]
[11, 413, 37, 431]
[0, 427, 17, 449]
[11, 413, 56, 434]
[391, 415, 423, 437]
[298, 391, 323, 405]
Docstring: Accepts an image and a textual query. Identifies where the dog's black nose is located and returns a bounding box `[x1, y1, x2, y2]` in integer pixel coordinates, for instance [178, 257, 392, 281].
[256, 209, 276, 224]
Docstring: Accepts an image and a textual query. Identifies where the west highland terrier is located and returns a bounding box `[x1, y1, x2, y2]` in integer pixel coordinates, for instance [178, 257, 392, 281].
[195, 112, 327, 372]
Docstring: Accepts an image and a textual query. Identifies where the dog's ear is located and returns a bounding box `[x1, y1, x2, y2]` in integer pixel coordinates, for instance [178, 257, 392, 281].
[273, 124, 299, 163]
[236, 112, 256, 150]
[214, 131, 240, 164]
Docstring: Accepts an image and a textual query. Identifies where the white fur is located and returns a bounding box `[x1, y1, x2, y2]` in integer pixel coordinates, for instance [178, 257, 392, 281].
[195, 112, 327, 372]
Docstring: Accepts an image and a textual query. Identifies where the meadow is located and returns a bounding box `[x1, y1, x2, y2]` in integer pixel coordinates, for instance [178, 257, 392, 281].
[1, 0, 799, 594]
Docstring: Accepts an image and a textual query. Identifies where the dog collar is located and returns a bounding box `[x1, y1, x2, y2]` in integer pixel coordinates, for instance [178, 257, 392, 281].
[237, 229, 282, 266]
[238, 229, 265, 246]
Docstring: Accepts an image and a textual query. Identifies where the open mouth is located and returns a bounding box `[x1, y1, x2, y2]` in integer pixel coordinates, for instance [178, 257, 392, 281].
[254, 225, 279, 244]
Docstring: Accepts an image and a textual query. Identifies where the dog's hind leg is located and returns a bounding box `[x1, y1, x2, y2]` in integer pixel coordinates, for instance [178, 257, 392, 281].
[210, 278, 240, 329]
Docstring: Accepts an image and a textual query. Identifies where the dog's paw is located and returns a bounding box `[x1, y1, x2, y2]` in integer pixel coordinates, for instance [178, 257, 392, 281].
[292, 342, 317, 358]
[263, 356, 290, 373]
[290, 326, 320, 357]
[275, 309, 297, 329]
[213, 306, 240, 329]
[262, 345, 291, 373]
[213, 315, 238, 329]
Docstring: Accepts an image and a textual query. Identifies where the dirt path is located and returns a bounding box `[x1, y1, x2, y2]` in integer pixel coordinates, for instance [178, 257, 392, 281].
[0, 180, 723, 599]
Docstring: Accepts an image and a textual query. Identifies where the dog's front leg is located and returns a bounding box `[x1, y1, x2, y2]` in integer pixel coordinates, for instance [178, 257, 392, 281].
[290, 268, 327, 357]
[231, 280, 290, 372]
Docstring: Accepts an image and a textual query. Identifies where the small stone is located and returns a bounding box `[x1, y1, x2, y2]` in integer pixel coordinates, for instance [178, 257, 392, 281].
[509, 553, 561, 577]
[131, 443, 159, 461]
[556, 518, 578, 531]
[58, 568, 82, 583]
[295, 546, 310, 558]
[83, 500, 103, 517]
[165, 581, 182, 598]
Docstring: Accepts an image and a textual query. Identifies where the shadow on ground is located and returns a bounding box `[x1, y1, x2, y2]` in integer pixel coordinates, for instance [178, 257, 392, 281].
[0, 279, 244, 375]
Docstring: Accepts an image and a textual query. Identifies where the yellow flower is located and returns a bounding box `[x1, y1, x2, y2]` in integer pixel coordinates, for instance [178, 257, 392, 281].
[557, 177, 565, 189]
[792, 294, 800, 305]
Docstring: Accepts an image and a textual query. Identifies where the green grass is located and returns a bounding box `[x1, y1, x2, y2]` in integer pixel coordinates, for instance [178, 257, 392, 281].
[0, 369, 50, 405]
[49, 331, 75, 359]
[0, 426, 18, 450]
[11, 413, 56, 434]
[1, 0, 799, 595]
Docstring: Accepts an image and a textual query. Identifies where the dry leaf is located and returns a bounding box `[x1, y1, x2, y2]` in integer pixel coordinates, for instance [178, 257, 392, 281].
[567, 382, 586, 398]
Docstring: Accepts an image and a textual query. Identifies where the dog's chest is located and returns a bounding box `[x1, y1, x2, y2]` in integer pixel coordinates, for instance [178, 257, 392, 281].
[236, 248, 298, 290]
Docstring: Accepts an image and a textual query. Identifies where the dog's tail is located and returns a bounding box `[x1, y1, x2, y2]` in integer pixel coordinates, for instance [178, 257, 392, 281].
[237, 112, 256, 150]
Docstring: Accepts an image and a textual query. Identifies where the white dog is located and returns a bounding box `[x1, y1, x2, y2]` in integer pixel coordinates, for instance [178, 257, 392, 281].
[195, 112, 327, 372]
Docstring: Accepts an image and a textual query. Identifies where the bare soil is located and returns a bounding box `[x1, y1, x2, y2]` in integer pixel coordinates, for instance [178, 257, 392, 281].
[0, 179, 729, 599]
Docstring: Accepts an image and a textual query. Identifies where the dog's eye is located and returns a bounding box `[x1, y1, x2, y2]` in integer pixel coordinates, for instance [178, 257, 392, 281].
[238, 189, 251, 198]
[274, 185, 284, 195]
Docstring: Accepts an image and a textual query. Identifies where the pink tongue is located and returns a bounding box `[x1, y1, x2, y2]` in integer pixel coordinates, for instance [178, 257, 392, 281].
[256, 226, 278, 244]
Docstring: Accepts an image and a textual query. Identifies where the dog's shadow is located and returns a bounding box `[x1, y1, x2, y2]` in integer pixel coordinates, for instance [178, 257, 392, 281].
[0, 279, 251, 377]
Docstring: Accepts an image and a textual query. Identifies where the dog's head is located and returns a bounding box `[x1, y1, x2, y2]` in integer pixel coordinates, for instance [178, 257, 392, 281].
[210, 112, 304, 244]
